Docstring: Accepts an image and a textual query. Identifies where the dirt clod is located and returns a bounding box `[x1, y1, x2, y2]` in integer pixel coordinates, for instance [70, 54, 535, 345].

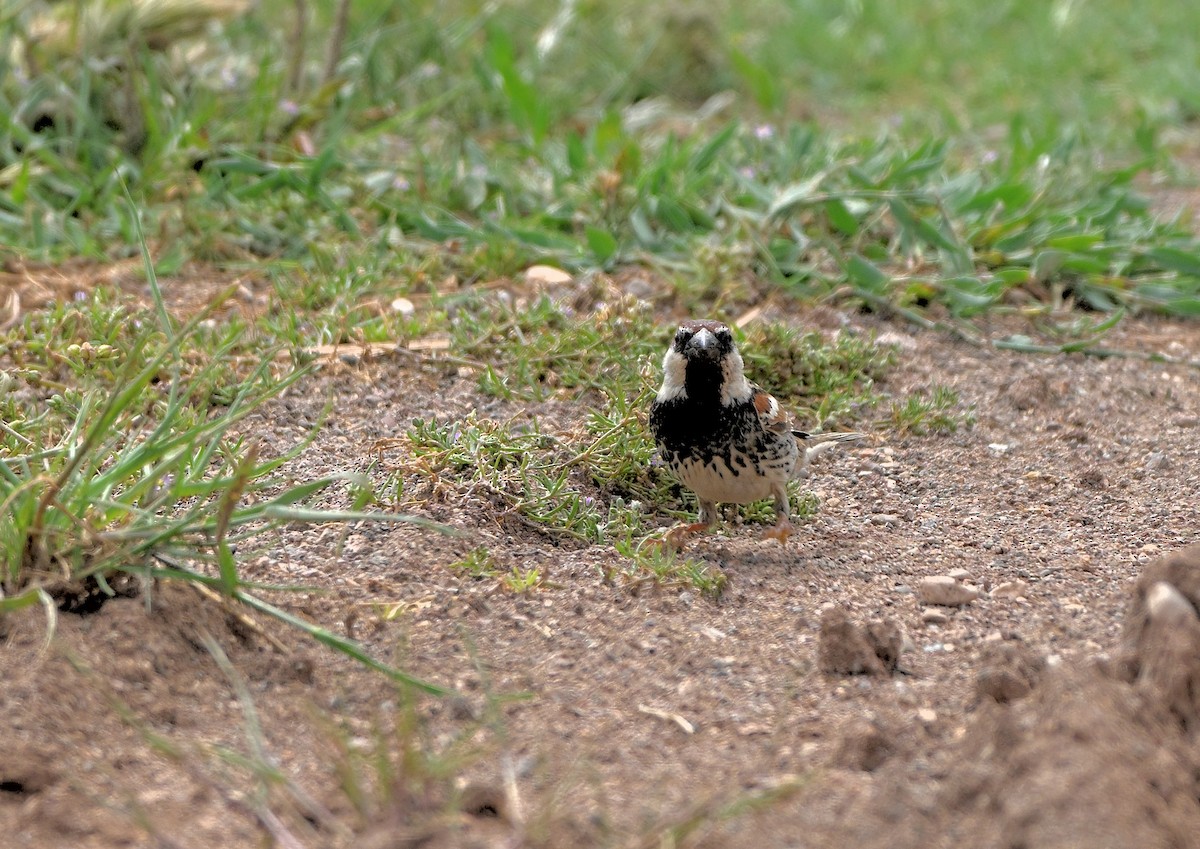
[834, 718, 894, 772]
[818, 606, 905, 675]
[1002, 373, 1052, 411]
[974, 640, 1044, 704]
[1120, 544, 1200, 730]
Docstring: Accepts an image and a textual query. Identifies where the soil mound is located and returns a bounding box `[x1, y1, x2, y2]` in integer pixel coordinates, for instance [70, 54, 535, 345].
[834, 545, 1200, 849]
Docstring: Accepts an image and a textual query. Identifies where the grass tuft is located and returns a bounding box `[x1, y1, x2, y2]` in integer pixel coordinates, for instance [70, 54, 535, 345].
[888, 386, 975, 435]
[608, 542, 728, 601]
[0, 253, 451, 692]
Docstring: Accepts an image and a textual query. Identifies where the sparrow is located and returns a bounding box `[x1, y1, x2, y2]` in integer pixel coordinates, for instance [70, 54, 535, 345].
[649, 319, 864, 546]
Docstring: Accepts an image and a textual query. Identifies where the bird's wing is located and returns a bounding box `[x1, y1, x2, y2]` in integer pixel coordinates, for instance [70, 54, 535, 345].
[750, 386, 795, 435]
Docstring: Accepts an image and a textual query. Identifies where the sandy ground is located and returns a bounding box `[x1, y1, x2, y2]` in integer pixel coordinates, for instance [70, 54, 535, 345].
[3, 267, 1200, 847]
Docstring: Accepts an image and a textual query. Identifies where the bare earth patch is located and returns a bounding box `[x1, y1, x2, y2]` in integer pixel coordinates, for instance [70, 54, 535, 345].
[4, 305, 1200, 847]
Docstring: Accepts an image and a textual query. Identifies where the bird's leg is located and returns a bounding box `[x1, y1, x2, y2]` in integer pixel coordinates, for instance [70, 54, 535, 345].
[662, 501, 717, 549]
[762, 487, 794, 543]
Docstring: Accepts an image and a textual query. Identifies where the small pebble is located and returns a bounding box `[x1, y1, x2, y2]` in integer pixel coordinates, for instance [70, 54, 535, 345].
[1144, 451, 1170, 471]
[990, 580, 1028, 598]
[918, 576, 980, 607]
[524, 264, 573, 285]
[921, 608, 949, 625]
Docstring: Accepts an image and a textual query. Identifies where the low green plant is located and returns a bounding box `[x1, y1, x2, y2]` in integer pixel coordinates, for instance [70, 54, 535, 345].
[609, 540, 727, 601]
[449, 546, 500, 580]
[738, 324, 895, 427]
[452, 293, 661, 401]
[888, 385, 974, 435]
[0, 239, 452, 692]
[502, 565, 543, 594]
[740, 489, 821, 527]
[405, 414, 611, 542]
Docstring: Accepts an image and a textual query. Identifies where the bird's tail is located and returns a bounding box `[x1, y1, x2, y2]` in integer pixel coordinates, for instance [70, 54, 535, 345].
[793, 431, 867, 478]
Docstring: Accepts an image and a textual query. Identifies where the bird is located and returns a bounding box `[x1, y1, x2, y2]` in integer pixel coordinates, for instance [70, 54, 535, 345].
[648, 319, 864, 547]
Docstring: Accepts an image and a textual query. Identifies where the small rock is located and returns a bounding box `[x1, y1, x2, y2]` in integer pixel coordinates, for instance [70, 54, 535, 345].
[948, 568, 971, 581]
[390, 296, 415, 316]
[921, 608, 949, 625]
[1144, 451, 1171, 471]
[870, 513, 900, 526]
[918, 576, 980, 607]
[988, 443, 1009, 454]
[990, 580, 1029, 598]
[524, 264, 573, 285]
[916, 708, 938, 725]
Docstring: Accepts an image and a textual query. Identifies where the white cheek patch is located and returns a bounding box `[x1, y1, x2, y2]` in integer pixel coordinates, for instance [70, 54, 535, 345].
[656, 349, 688, 401]
[719, 349, 752, 406]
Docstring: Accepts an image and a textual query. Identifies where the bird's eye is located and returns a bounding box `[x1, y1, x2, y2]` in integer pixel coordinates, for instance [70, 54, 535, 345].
[715, 327, 732, 342]
[674, 329, 691, 346]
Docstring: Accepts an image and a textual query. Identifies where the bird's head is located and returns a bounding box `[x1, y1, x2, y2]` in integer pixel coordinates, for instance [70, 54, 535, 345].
[656, 319, 751, 404]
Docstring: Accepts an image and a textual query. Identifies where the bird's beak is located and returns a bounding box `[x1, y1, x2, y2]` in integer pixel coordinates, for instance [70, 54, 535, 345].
[684, 328, 718, 357]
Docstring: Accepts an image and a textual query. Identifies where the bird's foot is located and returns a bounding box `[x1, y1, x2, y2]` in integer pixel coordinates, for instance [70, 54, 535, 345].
[762, 518, 794, 544]
[654, 522, 712, 551]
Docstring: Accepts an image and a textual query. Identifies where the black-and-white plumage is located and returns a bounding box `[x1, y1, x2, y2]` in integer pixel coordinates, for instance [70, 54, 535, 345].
[649, 319, 864, 544]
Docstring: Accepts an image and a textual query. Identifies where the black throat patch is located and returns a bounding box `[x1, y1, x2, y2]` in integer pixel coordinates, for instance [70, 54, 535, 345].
[682, 358, 724, 406]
